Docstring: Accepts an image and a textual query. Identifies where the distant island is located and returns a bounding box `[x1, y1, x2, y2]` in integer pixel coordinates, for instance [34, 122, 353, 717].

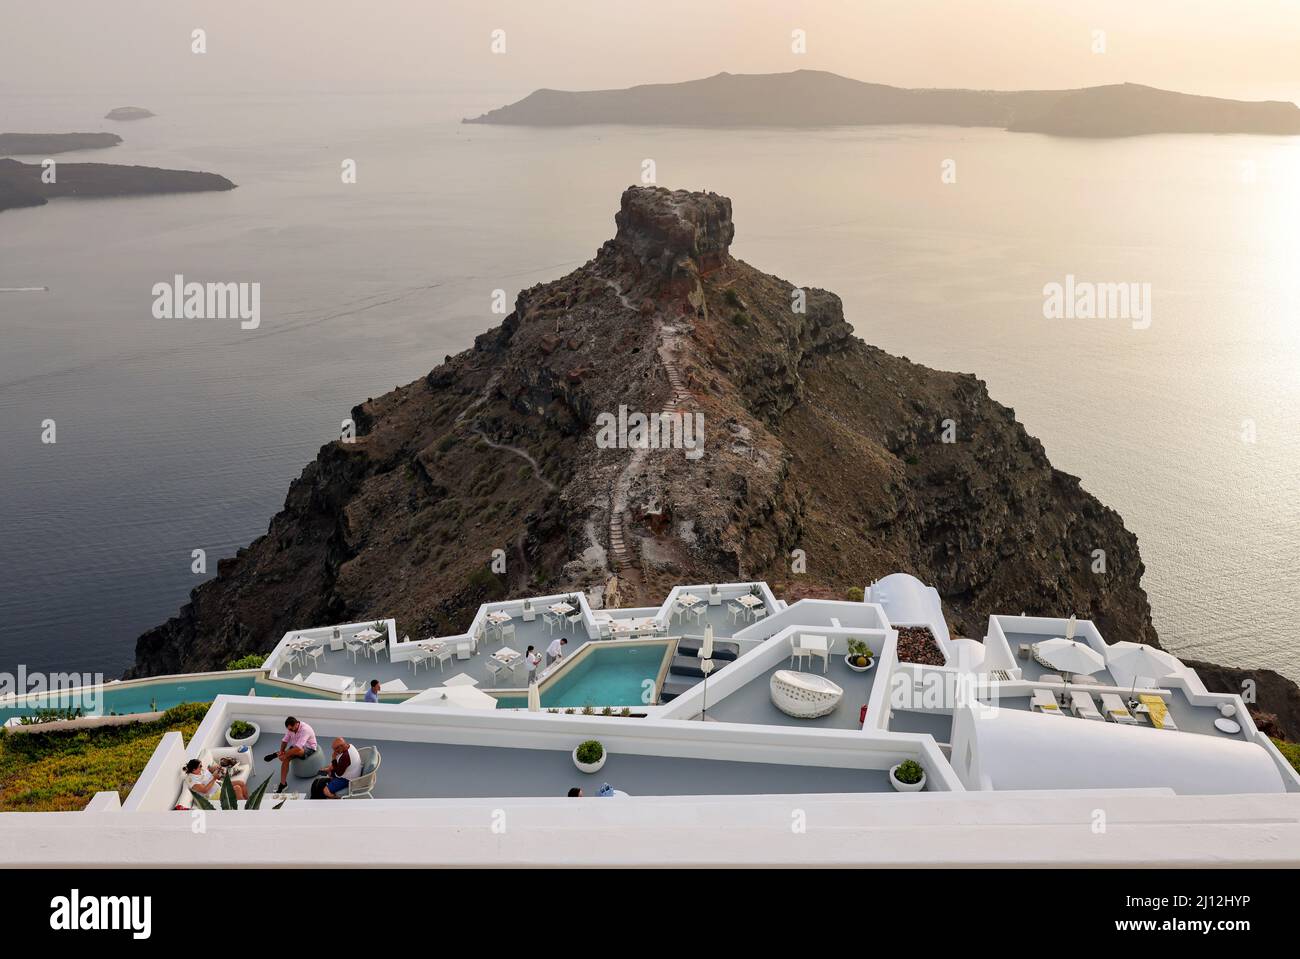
[465, 70, 1300, 137]
[105, 106, 155, 121]
[0, 158, 234, 213]
[0, 132, 123, 156]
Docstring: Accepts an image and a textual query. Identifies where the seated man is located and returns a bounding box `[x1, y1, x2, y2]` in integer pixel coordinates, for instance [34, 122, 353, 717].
[310, 737, 363, 799]
[264, 715, 318, 794]
[184, 757, 249, 803]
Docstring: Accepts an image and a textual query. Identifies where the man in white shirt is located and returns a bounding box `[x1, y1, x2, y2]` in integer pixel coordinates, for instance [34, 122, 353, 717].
[314, 737, 363, 799]
[546, 636, 568, 666]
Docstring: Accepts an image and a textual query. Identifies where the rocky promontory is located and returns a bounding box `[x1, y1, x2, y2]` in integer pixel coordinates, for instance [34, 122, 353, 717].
[0, 158, 234, 213]
[128, 185, 1300, 737]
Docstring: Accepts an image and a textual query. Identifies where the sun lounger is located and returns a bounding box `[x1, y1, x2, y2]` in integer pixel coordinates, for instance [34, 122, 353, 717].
[676, 637, 740, 661]
[1138, 694, 1178, 730]
[1069, 689, 1104, 721]
[1100, 693, 1138, 724]
[1030, 689, 1064, 715]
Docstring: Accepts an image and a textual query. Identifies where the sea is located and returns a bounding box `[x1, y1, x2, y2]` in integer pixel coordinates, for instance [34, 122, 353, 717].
[1, 90, 1297, 682]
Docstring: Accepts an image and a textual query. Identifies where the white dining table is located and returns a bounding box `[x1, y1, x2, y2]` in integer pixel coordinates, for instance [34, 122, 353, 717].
[737, 594, 763, 609]
[547, 603, 574, 616]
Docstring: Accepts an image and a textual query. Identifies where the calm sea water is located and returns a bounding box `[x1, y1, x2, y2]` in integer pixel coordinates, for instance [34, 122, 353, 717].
[2, 91, 1297, 681]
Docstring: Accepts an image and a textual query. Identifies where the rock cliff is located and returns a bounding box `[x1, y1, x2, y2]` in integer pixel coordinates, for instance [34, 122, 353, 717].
[128, 186, 1297, 738]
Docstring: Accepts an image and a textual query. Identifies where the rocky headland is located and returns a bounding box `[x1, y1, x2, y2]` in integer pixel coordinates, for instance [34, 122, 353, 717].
[0, 158, 234, 213]
[105, 107, 155, 121]
[128, 185, 1300, 739]
[0, 133, 122, 155]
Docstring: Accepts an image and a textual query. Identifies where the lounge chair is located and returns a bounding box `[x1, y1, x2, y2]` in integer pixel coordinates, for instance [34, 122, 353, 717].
[174, 747, 253, 810]
[1030, 689, 1064, 715]
[669, 654, 725, 679]
[340, 746, 380, 799]
[676, 637, 740, 661]
[1138, 694, 1178, 730]
[1068, 689, 1104, 721]
[1100, 693, 1138, 724]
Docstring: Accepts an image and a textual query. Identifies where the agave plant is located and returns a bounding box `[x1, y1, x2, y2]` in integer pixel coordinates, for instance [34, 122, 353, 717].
[190, 773, 285, 811]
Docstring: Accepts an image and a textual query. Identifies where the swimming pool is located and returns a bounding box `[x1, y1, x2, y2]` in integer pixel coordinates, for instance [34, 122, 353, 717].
[493, 640, 673, 709]
[0, 674, 339, 724]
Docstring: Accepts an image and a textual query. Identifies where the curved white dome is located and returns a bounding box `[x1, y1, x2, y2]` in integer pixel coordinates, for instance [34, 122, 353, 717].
[867, 573, 951, 644]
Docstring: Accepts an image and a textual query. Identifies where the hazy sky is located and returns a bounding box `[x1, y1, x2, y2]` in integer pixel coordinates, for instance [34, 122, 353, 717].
[3, 0, 1298, 103]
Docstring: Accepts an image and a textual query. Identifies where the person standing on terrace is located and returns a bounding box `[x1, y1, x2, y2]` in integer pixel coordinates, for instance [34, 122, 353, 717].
[364, 680, 381, 703]
[264, 716, 317, 794]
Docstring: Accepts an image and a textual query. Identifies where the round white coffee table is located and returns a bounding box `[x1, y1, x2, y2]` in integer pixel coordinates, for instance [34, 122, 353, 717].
[1213, 717, 1241, 735]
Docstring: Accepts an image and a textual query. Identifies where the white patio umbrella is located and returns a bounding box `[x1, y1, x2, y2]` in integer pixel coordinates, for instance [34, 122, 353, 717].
[1035, 637, 1105, 706]
[527, 680, 541, 712]
[1107, 642, 1178, 702]
[1035, 637, 1105, 677]
[1065, 614, 1077, 641]
[406, 685, 498, 710]
[698, 625, 715, 721]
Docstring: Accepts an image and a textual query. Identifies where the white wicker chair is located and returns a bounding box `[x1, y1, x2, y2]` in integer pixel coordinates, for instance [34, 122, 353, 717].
[770, 670, 843, 719]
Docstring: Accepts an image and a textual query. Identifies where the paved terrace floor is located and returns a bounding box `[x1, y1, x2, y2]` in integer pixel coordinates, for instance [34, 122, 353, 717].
[1005, 631, 1117, 686]
[245, 732, 891, 799]
[887, 709, 954, 743]
[701, 653, 876, 731]
[998, 687, 1252, 743]
[664, 598, 764, 641]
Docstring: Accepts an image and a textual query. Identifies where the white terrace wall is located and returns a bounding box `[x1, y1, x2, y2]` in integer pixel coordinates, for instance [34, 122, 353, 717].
[733, 599, 887, 649]
[267, 619, 396, 674]
[121, 691, 958, 811]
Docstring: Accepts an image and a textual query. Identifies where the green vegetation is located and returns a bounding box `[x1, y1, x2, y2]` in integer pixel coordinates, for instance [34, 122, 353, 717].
[723, 288, 742, 308]
[845, 586, 865, 603]
[189, 770, 282, 811]
[0, 703, 209, 812]
[228, 720, 256, 740]
[467, 565, 507, 599]
[224, 653, 266, 670]
[575, 740, 604, 765]
[893, 759, 925, 785]
[1273, 738, 1300, 775]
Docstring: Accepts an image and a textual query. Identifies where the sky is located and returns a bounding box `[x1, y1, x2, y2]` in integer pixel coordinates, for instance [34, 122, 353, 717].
[1, 0, 1298, 103]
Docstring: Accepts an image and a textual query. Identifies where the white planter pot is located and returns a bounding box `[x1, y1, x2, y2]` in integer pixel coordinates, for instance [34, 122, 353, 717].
[889, 764, 926, 792]
[225, 721, 261, 749]
[845, 654, 875, 673]
[573, 746, 607, 774]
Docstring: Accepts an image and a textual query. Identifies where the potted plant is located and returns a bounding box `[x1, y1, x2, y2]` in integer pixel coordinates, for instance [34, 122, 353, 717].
[225, 719, 261, 748]
[845, 639, 875, 673]
[573, 739, 607, 774]
[889, 759, 926, 792]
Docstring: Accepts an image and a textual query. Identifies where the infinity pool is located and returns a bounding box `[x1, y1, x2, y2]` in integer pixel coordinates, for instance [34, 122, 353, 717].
[494, 640, 673, 709]
[0, 675, 337, 724]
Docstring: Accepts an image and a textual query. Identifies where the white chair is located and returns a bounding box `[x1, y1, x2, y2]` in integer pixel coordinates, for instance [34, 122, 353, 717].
[409, 649, 434, 675]
[499, 623, 515, 646]
[544, 612, 559, 634]
[727, 603, 745, 626]
[808, 636, 834, 673]
[1218, 702, 1236, 718]
[691, 606, 707, 625]
[485, 659, 508, 684]
[304, 645, 325, 670]
[434, 647, 454, 673]
[567, 612, 583, 632]
[345, 639, 370, 664]
[749, 607, 767, 623]
[789, 637, 811, 669]
[341, 747, 381, 799]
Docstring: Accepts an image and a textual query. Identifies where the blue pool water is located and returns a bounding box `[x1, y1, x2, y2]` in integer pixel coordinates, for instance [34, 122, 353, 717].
[494, 642, 671, 709]
[0, 675, 337, 724]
